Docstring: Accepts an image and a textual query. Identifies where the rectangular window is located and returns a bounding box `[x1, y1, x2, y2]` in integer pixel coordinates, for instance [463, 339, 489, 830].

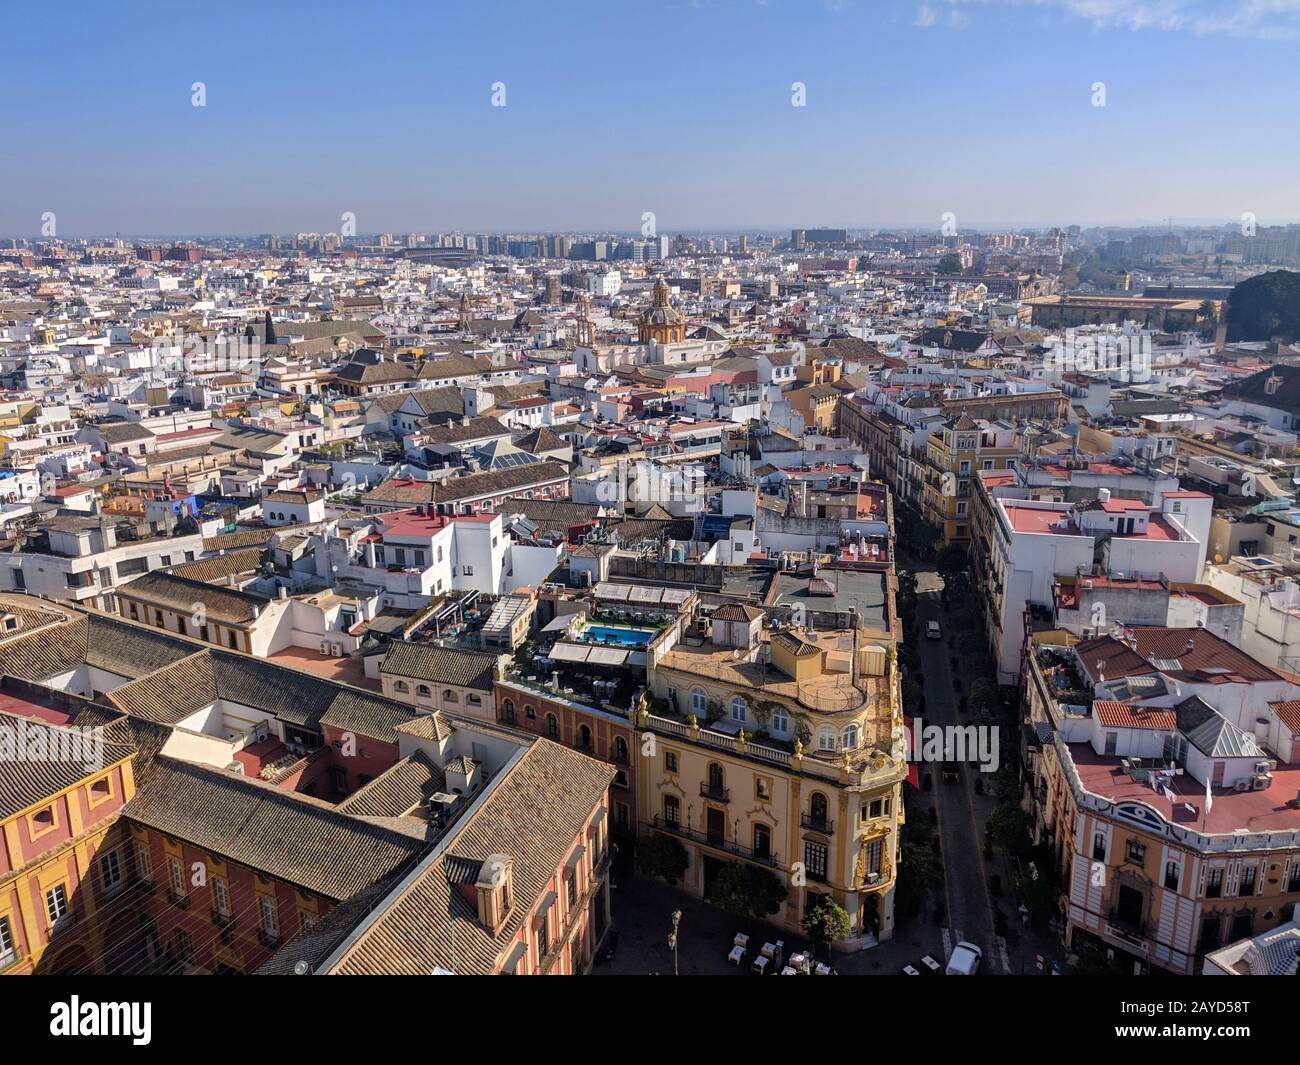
[866, 837, 883, 877]
[46, 884, 69, 927]
[0, 915, 13, 964]
[168, 856, 185, 897]
[100, 849, 123, 892]
[804, 841, 828, 882]
[135, 841, 153, 883]
[536, 914, 550, 959]
[1092, 833, 1106, 861]
[1205, 868, 1223, 898]
[1125, 840, 1146, 865]
[213, 877, 231, 917]
[1240, 867, 1257, 896]
[259, 896, 279, 938]
[176, 928, 194, 963]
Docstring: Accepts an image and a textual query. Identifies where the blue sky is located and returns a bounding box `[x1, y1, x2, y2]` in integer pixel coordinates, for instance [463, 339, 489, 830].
[5, 0, 1300, 236]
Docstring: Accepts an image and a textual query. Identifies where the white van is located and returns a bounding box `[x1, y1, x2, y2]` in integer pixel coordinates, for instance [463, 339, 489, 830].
[946, 942, 982, 975]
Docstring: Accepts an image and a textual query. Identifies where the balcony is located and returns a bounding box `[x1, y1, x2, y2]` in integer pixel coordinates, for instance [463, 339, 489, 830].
[167, 888, 190, 910]
[801, 814, 835, 835]
[258, 930, 282, 950]
[700, 782, 730, 803]
[651, 816, 778, 867]
[1106, 908, 1147, 945]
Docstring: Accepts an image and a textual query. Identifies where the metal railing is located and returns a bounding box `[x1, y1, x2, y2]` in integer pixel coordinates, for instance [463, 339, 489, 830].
[650, 816, 778, 867]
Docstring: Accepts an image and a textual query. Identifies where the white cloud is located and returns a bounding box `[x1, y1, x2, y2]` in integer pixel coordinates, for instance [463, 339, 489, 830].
[915, 2, 971, 27]
[931, 0, 1300, 39]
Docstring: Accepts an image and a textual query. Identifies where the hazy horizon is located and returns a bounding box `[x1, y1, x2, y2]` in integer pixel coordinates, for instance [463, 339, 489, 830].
[8, 0, 1300, 238]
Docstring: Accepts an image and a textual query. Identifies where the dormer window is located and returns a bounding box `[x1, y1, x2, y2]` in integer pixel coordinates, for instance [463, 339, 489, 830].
[475, 854, 514, 934]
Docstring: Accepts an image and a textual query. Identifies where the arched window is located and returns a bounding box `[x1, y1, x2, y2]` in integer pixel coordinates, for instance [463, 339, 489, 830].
[416, 684, 431, 698]
[770, 706, 789, 736]
[707, 762, 724, 795]
[613, 737, 628, 763]
[546, 714, 559, 738]
[525, 705, 536, 720]
[841, 723, 859, 750]
[817, 728, 837, 752]
[503, 699, 515, 723]
[809, 792, 829, 829]
[691, 688, 707, 715]
[394, 680, 410, 694]
[730, 697, 747, 723]
[753, 823, 772, 859]
[578, 724, 592, 750]
[443, 689, 459, 703]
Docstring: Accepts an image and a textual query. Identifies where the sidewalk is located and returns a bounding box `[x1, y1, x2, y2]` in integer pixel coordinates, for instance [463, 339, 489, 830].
[597, 874, 949, 976]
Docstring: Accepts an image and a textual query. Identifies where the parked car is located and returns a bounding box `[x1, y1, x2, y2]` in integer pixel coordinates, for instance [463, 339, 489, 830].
[946, 942, 982, 975]
[926, 620, 942, 639]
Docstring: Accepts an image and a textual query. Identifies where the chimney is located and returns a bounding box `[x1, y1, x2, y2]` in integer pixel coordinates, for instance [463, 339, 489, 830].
[277, 585, 287, 600]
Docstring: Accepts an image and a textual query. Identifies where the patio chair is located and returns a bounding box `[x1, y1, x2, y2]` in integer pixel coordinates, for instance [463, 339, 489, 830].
[920, 954, 941, 973]
[752, 954, 769, 975]
[902, 964, 921, 976]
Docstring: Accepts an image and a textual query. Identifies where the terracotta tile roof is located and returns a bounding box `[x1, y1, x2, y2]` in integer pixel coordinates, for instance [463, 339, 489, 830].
[380, 643, 498, 691]
[0, 710, 136, 819]
[169, 547, 266, 583]
[336, 750, 445, 818]
[327, 740, 613, 975]
[1092, 700, 1177, 730]
[106, 651, 217, 723]
[119, 570, 268, 624]
[1269, 699, 1300, 733]
[123, 757, 425, 900]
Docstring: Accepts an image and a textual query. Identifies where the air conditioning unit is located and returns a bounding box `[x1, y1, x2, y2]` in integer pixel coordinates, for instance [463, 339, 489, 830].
[1251, 773, 1272, 791]
[320, 640, 330, 654]
[1233, 779, 1251, 793]
[1254, 761, 1271, 775]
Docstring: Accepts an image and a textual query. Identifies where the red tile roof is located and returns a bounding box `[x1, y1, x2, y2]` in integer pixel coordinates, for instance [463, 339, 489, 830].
[1269, 700, 1300, 733]
[1093, 701, 1177, 730]
[1076, 628, 1280, 684]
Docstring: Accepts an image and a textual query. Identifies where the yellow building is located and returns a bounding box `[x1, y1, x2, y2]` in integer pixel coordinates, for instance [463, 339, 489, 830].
[636, 603, 906, 949]
[921, 415, 1019, 546]
[788, 384, 841, 433]
[1, 702, 137, 975]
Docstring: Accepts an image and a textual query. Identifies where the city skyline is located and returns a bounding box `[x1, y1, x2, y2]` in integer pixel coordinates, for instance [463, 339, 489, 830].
[7, 0, 1300, 236]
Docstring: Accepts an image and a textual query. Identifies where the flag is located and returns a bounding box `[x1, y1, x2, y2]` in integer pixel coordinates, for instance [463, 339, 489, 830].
[1204, 775, 1213, 815]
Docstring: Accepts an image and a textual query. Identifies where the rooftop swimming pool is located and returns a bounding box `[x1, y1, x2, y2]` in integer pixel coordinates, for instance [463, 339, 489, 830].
[579, 624, 655, 649]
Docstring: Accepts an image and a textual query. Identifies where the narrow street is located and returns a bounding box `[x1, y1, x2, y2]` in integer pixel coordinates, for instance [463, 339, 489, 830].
[913, 568, 1001, 972]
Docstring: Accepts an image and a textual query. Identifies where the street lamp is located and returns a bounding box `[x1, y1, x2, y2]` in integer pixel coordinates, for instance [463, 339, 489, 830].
[667, 909, 682, 976]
